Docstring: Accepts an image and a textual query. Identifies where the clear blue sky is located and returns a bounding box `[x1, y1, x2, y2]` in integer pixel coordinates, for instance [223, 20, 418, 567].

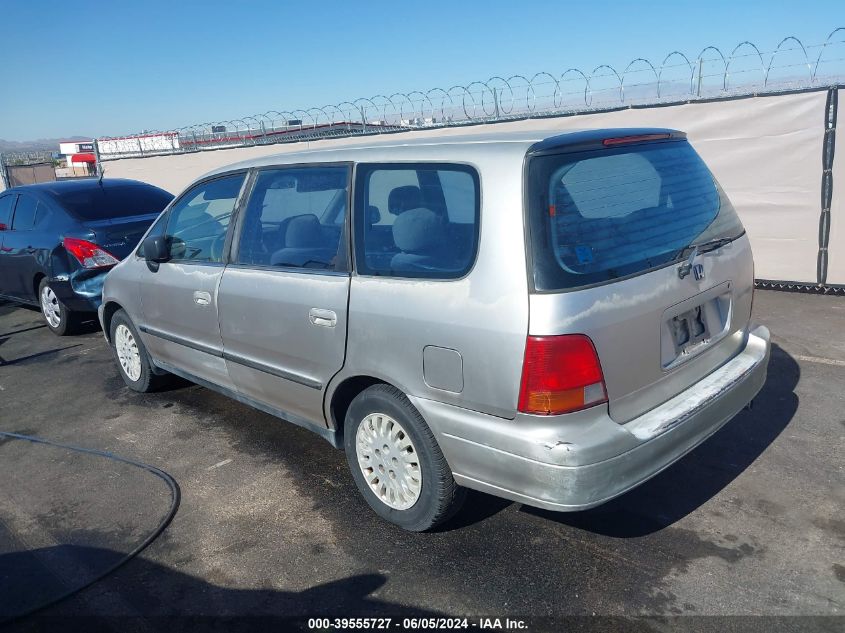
[0, 0, 841, 141]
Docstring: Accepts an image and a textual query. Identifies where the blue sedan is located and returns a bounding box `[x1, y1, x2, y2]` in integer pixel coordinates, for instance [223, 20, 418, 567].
[0, 178, 172, 335]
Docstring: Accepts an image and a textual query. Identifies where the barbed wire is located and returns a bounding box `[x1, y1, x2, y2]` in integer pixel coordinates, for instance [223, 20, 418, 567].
[96, 28, 845, 159]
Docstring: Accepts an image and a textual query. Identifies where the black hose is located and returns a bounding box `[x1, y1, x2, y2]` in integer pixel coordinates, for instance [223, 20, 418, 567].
[0, 430, 181, 624]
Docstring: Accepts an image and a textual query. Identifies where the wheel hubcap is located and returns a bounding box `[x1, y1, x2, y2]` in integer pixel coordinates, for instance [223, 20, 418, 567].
[355, 413, 422, 510]
[114, 324, 142, 382]
[40, 286, 61, 328]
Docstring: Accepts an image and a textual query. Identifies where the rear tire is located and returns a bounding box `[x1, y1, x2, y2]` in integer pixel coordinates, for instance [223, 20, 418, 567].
[39, 278, 80, 336]
[110, 309, 170, 392]
[344, 384, 466, 531]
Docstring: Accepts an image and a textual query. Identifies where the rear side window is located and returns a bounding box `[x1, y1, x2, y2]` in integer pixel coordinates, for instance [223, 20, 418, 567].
[11, 194, 39, 230]
[0, 195, 15, 227]
[354, 163, 480, 279]
[527, 141, 744, 291]
[235, 166, 349, 270]
[58, 185, 173, 221]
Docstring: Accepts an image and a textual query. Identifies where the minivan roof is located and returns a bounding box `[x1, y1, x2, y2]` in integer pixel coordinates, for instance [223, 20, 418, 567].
[204, 127, 683, 178]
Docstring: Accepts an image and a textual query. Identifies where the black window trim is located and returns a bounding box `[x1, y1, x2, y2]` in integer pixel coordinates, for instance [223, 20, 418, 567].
[227, 161, 354, 276]
[352, 160, 482, 282]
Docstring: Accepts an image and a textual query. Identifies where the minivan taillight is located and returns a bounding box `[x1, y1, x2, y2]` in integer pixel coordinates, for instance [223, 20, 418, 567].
[63, 237, 120, 269]
[518, 334, 608, 415]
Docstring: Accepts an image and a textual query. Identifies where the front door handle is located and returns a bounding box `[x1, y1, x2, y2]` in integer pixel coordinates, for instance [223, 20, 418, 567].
[309, 308, 337, 328]
[193, 291, 212, 306]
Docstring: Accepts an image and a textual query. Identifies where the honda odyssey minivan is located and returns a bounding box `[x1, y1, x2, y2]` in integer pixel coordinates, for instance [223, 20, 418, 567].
[100, 128, 771, 531]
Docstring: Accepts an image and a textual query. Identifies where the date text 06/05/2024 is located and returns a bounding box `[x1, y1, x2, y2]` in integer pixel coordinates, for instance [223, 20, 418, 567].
[307, 617, 529, 630]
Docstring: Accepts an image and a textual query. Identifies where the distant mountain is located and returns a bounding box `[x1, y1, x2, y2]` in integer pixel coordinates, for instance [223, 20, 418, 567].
[0, 136, 92, 153]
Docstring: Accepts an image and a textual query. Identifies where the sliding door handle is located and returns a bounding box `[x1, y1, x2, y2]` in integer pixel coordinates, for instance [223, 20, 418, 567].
[309, 308, 337, 328]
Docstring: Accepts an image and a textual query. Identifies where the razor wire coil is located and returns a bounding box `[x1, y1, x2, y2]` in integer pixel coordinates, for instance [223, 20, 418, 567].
[94, 29, 845, 159]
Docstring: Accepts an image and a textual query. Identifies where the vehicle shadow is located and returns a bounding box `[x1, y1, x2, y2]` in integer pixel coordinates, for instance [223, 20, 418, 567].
[0, 545, 443, 628]
[519, 343, 799, 537]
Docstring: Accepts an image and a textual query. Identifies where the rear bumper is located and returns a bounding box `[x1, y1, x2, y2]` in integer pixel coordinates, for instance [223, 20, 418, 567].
[411, 324, 771, 511]
[50, 269, 107, 313]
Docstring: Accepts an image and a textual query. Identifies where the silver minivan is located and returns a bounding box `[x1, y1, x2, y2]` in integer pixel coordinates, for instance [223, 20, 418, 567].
[100, 128, 770, 531]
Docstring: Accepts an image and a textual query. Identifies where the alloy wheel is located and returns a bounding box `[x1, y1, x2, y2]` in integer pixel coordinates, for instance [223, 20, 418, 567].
[40, 285, 61, 329]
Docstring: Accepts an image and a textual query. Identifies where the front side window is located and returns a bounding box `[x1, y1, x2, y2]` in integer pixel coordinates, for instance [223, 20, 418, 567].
[354, 163, 480, 278]
[166, 173, 245, 263]
[235, 165, 349, 270]
[11, 194, 39, 230]
[527, 140, 745, 291]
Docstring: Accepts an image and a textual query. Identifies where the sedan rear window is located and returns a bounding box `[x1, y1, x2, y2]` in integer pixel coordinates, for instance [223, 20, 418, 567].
[57, 185, 173, 221]
[527, 140, 744, 291]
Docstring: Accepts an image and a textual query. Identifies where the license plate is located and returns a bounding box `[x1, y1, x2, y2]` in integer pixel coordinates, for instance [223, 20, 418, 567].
[669, 305, 711, 356]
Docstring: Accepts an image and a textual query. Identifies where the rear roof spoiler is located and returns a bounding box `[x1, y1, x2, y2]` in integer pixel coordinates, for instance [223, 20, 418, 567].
[527, 128, 686, 156]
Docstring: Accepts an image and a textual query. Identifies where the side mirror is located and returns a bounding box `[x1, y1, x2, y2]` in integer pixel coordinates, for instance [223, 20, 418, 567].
[142, 235, 170, 263]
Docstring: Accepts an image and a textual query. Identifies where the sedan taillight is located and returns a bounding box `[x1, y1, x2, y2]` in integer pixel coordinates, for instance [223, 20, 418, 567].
[63, 237, 120, 269]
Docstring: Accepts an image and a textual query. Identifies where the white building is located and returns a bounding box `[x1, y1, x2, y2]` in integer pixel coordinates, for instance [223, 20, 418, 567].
[58, 140, 96, 174]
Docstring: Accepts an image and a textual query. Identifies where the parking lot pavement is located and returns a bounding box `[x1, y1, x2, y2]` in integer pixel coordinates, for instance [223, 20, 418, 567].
[0, 290, 842, 624]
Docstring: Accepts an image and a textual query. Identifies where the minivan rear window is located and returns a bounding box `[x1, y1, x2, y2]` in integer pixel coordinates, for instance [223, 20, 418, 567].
[57, 185, 173, 221]
[527, 140, 744, 291]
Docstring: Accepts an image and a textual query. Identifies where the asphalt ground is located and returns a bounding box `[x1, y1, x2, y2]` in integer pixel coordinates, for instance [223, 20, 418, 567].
[0, 290, 842, 631]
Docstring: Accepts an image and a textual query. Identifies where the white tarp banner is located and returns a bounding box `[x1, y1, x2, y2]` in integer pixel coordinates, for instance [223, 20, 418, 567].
[101, 90, 831, 284]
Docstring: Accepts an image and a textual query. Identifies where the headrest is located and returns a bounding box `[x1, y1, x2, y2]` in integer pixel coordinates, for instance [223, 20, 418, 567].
[366, 205, 381, 225]
[388, 186, 423, 215]
[392, 208, 443, 254]
[285, 214, 322, 248]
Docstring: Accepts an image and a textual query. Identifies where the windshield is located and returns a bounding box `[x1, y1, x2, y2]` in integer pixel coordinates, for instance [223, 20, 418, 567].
[527, 140, 744, 291]
[56, 184, 174, 221]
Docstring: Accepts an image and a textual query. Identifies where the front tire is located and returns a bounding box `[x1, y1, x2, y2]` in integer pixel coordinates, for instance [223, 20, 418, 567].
[110, 309, 170, 392]
[344, 384, 466, 531]
[39, 278, 80, 336]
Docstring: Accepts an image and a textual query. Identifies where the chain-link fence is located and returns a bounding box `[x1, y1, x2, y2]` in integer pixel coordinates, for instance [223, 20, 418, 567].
[96, 28, 845, 159]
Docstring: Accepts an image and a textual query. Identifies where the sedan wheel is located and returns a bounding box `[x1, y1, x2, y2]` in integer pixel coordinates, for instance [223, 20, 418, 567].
[114, 323, 142, 382]
[40, 285, 62, 329]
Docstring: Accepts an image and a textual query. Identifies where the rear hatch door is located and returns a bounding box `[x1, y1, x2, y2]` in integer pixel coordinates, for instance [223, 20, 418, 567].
[526, 134, 753, 423]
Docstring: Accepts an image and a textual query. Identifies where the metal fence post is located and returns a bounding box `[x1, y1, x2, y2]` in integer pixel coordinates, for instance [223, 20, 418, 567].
[697, 57, 703, 97]
[93, 140, 103, 179]
[0, 153, 8, 189]
[818, 87, 838, 285]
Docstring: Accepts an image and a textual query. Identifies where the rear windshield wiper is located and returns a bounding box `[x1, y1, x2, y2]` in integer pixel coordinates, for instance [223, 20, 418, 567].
[678, 236, 735, 260]
[676, 237, 736, 279]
